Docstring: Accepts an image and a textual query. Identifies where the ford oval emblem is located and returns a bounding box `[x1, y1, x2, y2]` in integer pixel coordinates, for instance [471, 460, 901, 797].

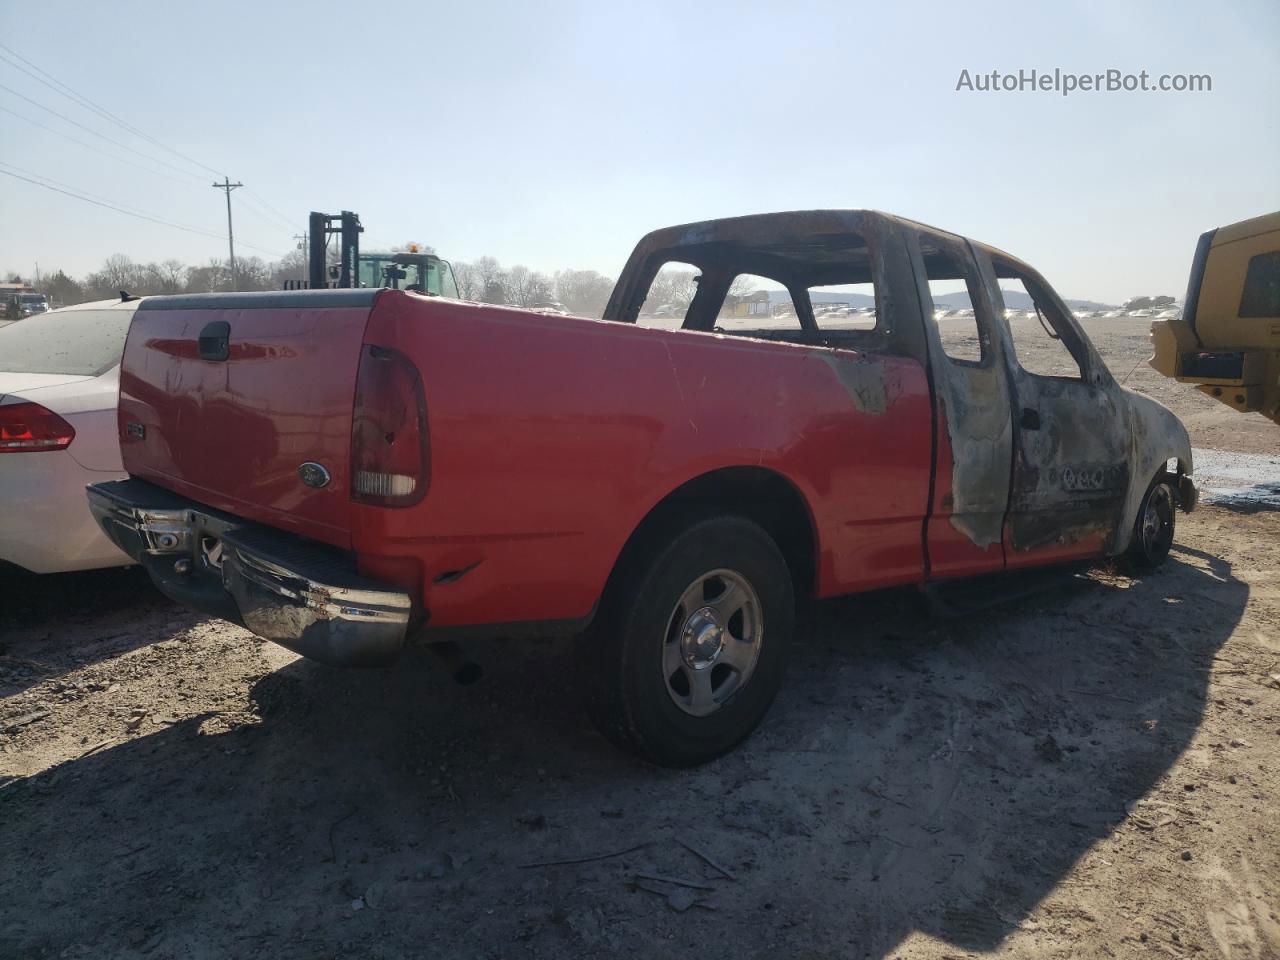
[298, 462, 331, 489]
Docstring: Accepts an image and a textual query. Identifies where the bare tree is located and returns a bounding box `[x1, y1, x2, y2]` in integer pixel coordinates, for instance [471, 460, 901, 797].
[184, 259, 230, 294]
[28, 248, 617, 311]
[451, 261, 482, 301]
[270, 249, 306, 289]
[554, 269, 615, 317]
[43, 269, 82, 306]
[233, 256, 272, 291]
[159, 259, 188, 293]
[507, 265, 539, 306]
[645, 267, 699, 312]
[527, 271, 553, 304]
[474, 256, 508, 304]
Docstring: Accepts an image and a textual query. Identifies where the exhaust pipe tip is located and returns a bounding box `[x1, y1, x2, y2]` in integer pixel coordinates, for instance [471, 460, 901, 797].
[453, 661, 484, 686]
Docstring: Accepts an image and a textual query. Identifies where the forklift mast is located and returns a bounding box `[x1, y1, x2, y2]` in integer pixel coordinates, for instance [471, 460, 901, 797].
[308, 210, 363, 289]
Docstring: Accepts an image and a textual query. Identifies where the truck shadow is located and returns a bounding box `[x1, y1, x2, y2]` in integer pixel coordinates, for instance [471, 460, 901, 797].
[0, 566, 185, 696]
[0, 549, 1245, 959]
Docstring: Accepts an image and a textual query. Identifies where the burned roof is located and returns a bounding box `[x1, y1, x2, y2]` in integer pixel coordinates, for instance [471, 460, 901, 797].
[629, 209, 1022, 273]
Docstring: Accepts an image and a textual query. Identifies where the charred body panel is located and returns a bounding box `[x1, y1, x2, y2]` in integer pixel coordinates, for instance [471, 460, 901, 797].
[101, 210, 1196, 667]
[903, 225, 1013, 567]
[972, 247, 1130, 560]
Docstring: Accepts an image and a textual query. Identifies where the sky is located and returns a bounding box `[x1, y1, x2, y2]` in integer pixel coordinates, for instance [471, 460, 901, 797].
[0, 0, 1276, 304]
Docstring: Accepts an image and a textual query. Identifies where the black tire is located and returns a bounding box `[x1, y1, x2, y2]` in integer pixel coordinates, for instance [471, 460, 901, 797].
[580, 514, 794, 767]
[1124, 474, 1177, 571]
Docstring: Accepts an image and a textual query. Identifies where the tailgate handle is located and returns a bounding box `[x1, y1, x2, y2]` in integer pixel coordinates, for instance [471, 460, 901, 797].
[198, 321, 230, 361]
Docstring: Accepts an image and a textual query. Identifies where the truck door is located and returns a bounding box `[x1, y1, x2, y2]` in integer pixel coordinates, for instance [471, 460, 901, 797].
[983, 253, 1130, 568]
[906, 229, 1013, 578]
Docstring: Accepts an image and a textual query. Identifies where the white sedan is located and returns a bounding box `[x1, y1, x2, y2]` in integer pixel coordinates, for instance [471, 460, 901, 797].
[0, 299, 140, 573]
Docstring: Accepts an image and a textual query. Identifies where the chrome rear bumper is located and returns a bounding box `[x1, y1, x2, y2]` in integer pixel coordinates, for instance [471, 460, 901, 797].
[86, 479, 411, 666]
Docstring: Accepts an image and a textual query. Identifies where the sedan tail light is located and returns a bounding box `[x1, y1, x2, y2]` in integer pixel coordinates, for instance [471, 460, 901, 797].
[0, 400, 76, 453]
[350, 345, 429, 506]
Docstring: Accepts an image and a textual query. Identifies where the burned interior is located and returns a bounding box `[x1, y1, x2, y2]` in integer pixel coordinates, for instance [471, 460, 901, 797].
[605, 214, 901, 353]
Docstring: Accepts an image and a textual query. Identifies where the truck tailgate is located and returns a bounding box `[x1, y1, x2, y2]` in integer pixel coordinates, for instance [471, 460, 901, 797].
[117, 291, 380, 548]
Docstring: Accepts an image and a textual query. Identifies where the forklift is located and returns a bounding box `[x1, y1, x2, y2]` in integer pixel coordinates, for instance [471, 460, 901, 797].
[1150, 210, 1280, 425]
[286, 211, 459, 297]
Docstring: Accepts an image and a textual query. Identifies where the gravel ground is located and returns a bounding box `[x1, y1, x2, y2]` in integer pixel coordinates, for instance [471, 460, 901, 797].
[0, 317, 1277, 960]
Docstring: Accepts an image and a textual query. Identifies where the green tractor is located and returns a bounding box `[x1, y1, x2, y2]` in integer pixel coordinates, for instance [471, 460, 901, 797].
[292, 210, 459, 297]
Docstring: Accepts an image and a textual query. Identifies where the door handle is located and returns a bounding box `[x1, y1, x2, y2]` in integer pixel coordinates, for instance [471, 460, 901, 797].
[198, 320, 230, 361]
[1020, 407, 1041, 430]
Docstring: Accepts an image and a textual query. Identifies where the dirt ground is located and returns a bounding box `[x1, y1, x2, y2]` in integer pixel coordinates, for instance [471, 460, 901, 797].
[1, 318, 1277, 960]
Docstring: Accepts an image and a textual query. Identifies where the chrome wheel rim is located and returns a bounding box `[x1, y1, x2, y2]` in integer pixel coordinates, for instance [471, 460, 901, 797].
[1141, 484, 1175, 556]
[662, 568, 763, 717]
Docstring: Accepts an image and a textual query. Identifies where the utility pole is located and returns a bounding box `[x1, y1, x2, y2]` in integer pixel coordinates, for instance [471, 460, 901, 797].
[211, 177, 243, 288]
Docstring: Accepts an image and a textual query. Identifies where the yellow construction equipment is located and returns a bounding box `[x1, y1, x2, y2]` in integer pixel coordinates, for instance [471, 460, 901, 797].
[1150, 210, 1280, 425]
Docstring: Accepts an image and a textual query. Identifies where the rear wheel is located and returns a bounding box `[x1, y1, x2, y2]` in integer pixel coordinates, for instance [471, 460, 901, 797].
[581, 514, 794, 767]
[1125, 475, 1176, 570]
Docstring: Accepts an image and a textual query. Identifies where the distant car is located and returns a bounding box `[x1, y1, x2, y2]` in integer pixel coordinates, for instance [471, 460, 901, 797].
[529, 301, 570, 315]
[0, 299, 138, 573]
[19, 293, 51, 317]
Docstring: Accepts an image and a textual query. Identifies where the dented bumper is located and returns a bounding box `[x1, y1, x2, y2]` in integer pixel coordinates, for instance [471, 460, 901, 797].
[86, 479, 411, 666]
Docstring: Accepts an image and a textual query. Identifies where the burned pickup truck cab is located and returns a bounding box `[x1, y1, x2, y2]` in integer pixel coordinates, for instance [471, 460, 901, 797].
[88, 211, 1195, 766]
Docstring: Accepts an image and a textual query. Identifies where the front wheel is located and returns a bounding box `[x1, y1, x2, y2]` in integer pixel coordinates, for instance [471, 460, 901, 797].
[581, 514, 794, 767]
[1125, 475, 1177, 570]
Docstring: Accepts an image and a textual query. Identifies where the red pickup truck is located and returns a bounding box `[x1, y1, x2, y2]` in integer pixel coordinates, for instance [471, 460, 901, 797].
[88, 210, 1196, 765]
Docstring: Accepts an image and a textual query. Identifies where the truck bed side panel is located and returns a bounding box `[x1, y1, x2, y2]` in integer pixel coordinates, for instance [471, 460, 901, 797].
[356, 294, 933, 627]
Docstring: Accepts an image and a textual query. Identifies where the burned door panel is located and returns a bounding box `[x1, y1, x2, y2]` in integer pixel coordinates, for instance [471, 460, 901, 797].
[989, 258, 1130, 564]
[906, 228, 1012, 578]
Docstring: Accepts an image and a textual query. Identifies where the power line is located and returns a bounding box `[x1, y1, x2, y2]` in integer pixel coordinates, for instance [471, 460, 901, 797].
[0, 42, 225, 179]
[0, 81, 209, 183]
[238, 191, 297, 233]
[5, 103, 294, 245]
[0, 44, 302, 249]
[0, 162, 224, 240]
[0, 104, 209, 189]
[0, 45, 301, 258]
[236, 197, 292, 230]
[1, 104, 294, 243]
[0, 162, 286, 257]
[244, 186, 297, 230]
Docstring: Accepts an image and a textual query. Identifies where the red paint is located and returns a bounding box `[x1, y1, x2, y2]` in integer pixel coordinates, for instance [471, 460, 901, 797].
[347, 294, 934, 627]
[119, 290, 1113, 634]
[119, 305, 371, 547]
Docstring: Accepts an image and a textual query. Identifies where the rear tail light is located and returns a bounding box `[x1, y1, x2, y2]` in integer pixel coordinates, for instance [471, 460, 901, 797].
[0, 400, 76, 453]
[350, 345, 429, 506]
